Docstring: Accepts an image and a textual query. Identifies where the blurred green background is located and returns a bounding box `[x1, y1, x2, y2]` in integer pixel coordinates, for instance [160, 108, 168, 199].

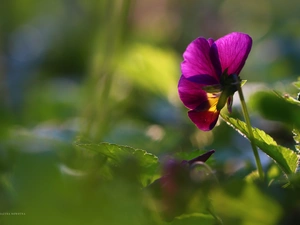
[1, 0, 300, 224]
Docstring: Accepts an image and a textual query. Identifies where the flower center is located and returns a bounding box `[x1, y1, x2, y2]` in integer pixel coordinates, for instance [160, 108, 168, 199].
[216, 70, 240, 111]
[201, 70, 244, 112]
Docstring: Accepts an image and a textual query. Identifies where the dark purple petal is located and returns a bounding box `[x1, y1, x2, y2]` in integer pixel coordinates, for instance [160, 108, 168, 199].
[213, 32, 252, 75]
[209, 45, 222, 77]
[227, 95, 233, 113]
[188, 110, 220, 131]
[207, 38, 214, 47]
[178, 75, 210, 110]
[181, 37, 220, 81]
[185, 74, 219, 85]
[187, 150, 215, 165]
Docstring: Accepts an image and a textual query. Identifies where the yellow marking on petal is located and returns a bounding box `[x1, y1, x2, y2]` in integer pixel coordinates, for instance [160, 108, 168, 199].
[207, 93, 220, 112]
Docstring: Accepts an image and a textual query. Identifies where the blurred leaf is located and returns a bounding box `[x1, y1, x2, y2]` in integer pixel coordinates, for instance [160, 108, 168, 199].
[267, 164, 282, 181]
[250, 91, 300, 129]
[246, 165, 282, 185]
[245, 170, 260, 183]
[241, 80, 247, 86]
[171, 213, 215, 225]
[75, 140, 159, 186]
[273, 91, 300, 106]
[293, 78, 300, 89]
[220, 114, 299, 175]
[117, 43, 180, 97]
[212, 182, 282, 225]
[4, 151, 154, 225]
[23, 79, 81, 124]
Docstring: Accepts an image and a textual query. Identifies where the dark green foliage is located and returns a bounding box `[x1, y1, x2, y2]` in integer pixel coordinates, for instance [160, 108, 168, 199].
[3, 0, 300, 224]
[250, 91, 300, 129]
[75, 140, 160, 187]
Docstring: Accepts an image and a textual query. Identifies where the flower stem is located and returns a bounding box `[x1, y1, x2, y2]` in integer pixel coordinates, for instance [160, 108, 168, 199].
[233, 75, 264, 180]
[190, 161, 219, 185]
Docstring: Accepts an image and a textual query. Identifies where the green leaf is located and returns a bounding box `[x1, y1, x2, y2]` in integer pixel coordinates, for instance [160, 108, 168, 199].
[212, 182, 282, 225]
[75, 139, 160, 186]
[293, 129, 300, 153]
[220, 114, 299, 175]
[250, 91, 300, 129]
[293, 79, 300, 89]
[273, 90, 300, 106]
[171, 213, 215, 225]
[245, 170, 260, 183]
[240, 79, 247, 87]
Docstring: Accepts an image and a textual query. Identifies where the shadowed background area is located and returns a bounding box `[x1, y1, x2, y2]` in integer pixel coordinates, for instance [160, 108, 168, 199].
[1, 0, 300, 224]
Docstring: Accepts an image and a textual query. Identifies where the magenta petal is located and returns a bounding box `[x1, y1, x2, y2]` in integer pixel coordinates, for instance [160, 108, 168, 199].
[207, 38, 215, 47]
[188, 110, 220, 131]
[214, 32, 252, 75]
[181, 37, 219, 80]
[178, 75, 208, 110]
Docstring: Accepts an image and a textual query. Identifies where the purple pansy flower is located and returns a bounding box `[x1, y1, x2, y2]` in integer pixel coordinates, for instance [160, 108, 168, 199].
[178, 32, 252, 131]
[147, 150, 215, 220]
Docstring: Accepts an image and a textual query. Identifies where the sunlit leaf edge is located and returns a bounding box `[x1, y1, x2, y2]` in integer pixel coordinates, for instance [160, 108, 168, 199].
[292, 129, 300, 153]
[220, 114, 299, 175]
[75, 140, 160, 186]
[273, 90, 300, 106]
[293, 80, 300, 90]
[75, 141, 159, 164]
[171, 213, 215, 225]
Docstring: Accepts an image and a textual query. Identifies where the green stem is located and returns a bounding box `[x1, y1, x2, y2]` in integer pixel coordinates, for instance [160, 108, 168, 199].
[189, 162, 222, 224]
[233, 75, 264, 180]
[190, 161, 219, 185]
[207, 207, 223, 225]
